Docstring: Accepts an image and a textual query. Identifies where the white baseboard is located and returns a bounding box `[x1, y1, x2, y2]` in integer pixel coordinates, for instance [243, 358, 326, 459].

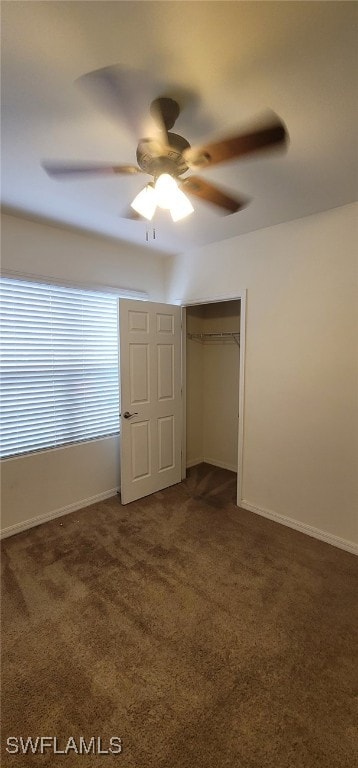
[240, 499, 358, 556]
[186, 456, 204, 469]
[204, 457, 238, 473]
[186, 457, 204, 469]
[0, 488, 120, 540]
[3, 483, 356, 557]
[186, 457, 238, 473]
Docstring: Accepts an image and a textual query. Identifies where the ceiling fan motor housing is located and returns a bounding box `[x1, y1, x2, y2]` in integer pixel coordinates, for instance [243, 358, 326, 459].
[150, 97, 180, 130]
[136, 133, 191, 178]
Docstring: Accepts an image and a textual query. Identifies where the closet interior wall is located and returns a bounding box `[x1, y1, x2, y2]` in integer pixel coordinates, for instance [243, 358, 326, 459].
[186, 300, 240, 473]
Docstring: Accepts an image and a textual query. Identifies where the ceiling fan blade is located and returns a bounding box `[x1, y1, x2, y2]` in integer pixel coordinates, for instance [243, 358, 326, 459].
[183, 118, 287, 169]
[77, 65, 169, 140]
[42, 162, 143, 179]
[180, 176, 247, 214]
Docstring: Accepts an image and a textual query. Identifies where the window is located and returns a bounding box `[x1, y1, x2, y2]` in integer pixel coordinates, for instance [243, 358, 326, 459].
[0, 277, 120, 458]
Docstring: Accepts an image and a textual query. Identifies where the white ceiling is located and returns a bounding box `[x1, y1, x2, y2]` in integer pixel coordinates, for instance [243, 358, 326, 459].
[1, 1, 357, 256]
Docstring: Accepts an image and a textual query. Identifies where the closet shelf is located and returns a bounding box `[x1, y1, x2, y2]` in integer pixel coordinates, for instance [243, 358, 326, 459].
[187, 332, 240, 346]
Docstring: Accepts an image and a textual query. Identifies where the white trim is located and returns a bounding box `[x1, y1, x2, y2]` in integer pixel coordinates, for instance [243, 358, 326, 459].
[181, 307, 187, 480]
[236, 290, 246, 505]
[0, 488, 119, 540]
[0, 269, 148, 300]
[186, 458, 238, 473]
[186, 457, 204, 469]
[203, 457, 238, 473]
[240, 500, 358, 556]
[181, 293, 245, 306]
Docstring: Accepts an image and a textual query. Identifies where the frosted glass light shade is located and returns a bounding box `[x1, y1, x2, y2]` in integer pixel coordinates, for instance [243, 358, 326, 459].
[131, 185, 157, 220]
[170, 189, 194, 221]
[155, 173, 180, 209]
[130, 175, 194, 222]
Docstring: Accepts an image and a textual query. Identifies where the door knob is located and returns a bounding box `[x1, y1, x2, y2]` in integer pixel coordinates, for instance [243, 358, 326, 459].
[122, 411, 138, 419]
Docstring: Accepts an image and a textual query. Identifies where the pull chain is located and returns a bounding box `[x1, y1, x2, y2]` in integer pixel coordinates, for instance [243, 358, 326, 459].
[145, 225, 156, 242]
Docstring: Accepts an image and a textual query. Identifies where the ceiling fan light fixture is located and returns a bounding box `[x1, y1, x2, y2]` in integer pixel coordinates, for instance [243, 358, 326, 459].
[155, 173, 194, 221]
[170, 189, 194, 222]
[155, 173, 182, 209]
[131, 184, 157, 220]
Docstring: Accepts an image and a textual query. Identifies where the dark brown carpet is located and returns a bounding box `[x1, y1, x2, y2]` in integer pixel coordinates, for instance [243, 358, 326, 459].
[1, 463, 357, 768]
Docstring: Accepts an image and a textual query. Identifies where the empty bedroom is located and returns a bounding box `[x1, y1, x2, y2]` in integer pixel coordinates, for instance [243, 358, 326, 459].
[1, 2, 357, 767]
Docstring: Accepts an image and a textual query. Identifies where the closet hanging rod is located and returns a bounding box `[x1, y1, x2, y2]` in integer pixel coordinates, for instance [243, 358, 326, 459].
[187, 332, 240, 346]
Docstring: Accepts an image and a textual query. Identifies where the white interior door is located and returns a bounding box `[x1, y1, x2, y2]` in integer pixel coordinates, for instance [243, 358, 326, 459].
[119, 299, 182, 504]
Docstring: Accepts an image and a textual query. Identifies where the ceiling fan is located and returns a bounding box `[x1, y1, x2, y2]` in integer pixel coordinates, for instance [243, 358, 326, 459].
[43, 74, 288, 223]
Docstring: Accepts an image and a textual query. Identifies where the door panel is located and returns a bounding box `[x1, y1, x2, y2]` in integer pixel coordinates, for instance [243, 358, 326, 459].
[158, 344, 174, 399]
[128, 309, 149, 332]
[157, 312, 175, 333]
[129, 344, 150, 403]
[119, 299, 182, 504]
[158, 415, 175, 471]
[131, 420, 151, 480]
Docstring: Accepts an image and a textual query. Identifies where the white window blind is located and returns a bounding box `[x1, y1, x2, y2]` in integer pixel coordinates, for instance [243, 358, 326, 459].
[0, 277, 120, 458]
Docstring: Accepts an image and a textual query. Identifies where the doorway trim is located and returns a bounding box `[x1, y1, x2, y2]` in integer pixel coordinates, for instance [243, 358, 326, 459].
[181, 290, 247, 506]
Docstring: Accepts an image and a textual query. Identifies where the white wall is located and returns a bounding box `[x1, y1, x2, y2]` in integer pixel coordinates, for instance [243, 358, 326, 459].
[1, 212, 166, 299]
[0, 437, 120, 535]
[166, 203, 358, 550]
[0, 212, 167, 536]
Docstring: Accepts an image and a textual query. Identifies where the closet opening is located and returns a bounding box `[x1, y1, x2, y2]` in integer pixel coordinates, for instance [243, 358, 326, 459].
[182, 296, 245, 506]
